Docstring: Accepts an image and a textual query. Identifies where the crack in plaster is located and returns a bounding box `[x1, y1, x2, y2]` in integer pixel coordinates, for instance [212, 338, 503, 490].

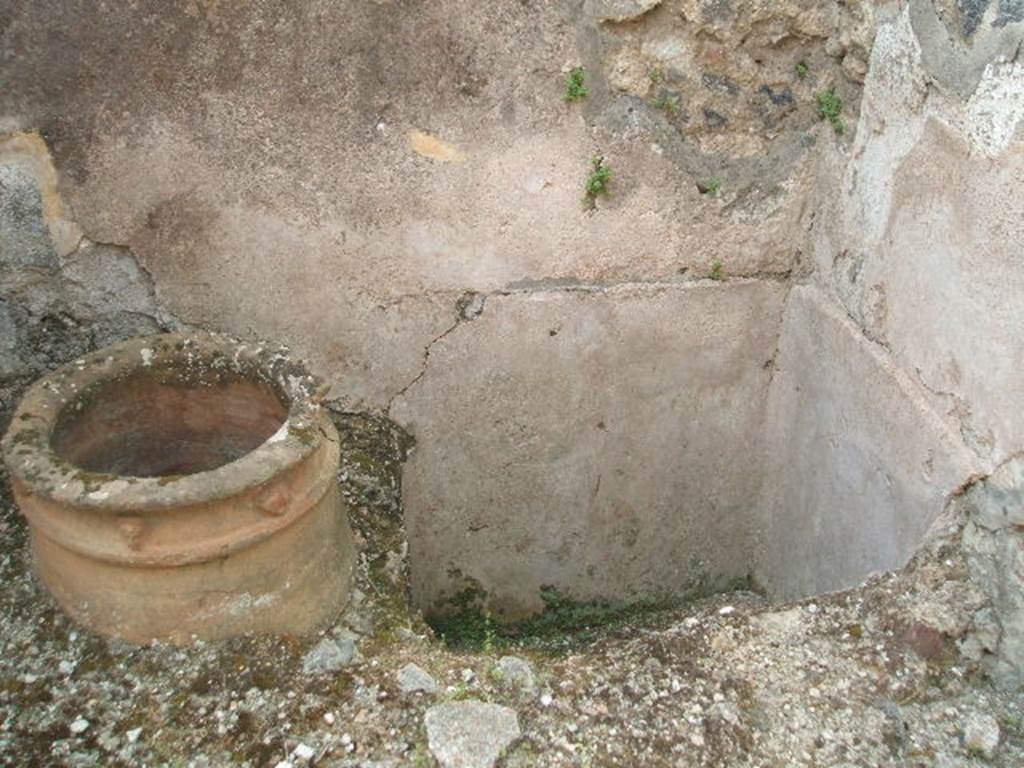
[913, 366, 996, 463]
[385, 317, 465, 415]
[384, 275, 796, 412]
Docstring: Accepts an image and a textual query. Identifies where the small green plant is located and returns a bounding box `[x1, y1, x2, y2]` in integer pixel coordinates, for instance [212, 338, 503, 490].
[482, 614, 498, 654]
[446, 681, 476, 701]
[410, 743, 434, 768]
[564, 66, 588, 102]
[584, 156, 612, 199]
[709, 260, 725, 280]
[816, 87, 844, 134]
[795, 60, 809, 79]
[652, 94, 681, 114]
[649, 68, 664, 84]
[699, 178, 721, 196]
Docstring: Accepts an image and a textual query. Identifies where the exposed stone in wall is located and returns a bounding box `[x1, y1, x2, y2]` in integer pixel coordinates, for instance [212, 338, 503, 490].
[0, 132, 177, 430]
[957, 455, 1024, 689]
[910, 0, 1024, 96]
[578, 0, 874, 188]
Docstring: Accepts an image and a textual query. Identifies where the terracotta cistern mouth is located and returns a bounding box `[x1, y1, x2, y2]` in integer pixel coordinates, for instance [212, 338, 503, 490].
[1, 332, 355, 643]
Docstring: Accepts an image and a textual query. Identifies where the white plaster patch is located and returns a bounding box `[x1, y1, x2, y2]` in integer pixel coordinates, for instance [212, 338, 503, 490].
[962, 60, 1024, 157]
[140, 348, 154, 367]
[843, 7, 927, 250]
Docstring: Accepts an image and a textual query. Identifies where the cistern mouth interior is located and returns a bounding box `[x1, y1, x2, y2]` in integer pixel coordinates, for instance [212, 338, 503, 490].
[50, 367, 289, 478]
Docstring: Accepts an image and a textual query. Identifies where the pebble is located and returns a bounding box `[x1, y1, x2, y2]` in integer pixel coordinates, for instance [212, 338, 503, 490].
[301, 637, 357, 675]
[642, 657, 663, 673]
[292, 742, 315, 761]
[397, 663, 439, 695]
[69, 717, 90, 735]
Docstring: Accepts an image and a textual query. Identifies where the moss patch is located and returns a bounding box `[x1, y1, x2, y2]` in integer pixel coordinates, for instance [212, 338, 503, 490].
[428, 577, 758, 653]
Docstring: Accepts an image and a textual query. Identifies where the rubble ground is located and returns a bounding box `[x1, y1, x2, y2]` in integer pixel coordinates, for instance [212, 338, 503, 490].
[1, 412, 1021, 768]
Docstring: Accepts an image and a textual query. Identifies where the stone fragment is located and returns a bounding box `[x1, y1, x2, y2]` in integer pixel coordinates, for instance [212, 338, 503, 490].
[69, 717, 90, 735]
[292, 743, 315, 762]
[493, 656, 537, 695]
[900, 622, 946, 660]
[586, 0, 662, 23]
[750, 607, 803, 636]
[965, 456, 1024, 531]
[425, 701, 520, 768]
[962, 712, 1000, 759]
[397, 663, 439, 695]
[642, 657, 662, 674]
[302, 637, 357, 675]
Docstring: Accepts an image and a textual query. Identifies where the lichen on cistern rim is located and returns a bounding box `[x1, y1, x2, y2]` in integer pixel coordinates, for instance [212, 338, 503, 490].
[1, 332, 355, 644]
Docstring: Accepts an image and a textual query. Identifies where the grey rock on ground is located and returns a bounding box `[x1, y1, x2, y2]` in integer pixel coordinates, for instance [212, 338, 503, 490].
[301, 637, 358, 675]
[396, 662, 438, 695]
[424, 701, 521, 768]
[493, 656, 537, 696]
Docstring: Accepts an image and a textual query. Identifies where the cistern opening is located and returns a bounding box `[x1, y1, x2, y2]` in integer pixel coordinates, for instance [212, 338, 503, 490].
[50, 368, 288, 478]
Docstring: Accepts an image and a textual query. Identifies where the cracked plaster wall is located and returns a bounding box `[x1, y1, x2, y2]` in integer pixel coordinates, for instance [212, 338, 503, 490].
[756, 1, 1024, 685]
[0, 0, 874, 410]
[804, 2, 1024, 470]
[1, 0, 876, 614]
[392, 280, 787, 618]
[2, 0, 1023, 656]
